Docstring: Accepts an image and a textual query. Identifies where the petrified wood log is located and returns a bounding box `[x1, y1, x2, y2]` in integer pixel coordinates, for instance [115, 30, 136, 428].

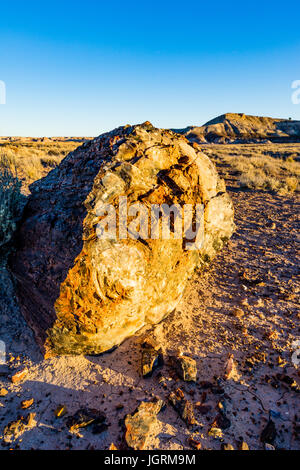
[9, 122, 234, 356]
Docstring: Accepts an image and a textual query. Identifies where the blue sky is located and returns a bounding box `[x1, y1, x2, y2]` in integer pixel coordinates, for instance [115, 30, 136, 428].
[0, 0, 300, 136]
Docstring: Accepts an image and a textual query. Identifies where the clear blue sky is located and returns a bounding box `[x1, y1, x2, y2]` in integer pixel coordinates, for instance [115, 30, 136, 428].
[0, 0, 300, 136]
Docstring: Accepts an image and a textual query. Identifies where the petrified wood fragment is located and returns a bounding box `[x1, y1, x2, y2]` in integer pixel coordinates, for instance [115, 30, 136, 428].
[124, 399, 165, 450]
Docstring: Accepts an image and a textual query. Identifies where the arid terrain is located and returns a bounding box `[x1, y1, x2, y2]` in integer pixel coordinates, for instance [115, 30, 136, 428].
[0, 132, 299, 450]
[0, 137, 91, 191]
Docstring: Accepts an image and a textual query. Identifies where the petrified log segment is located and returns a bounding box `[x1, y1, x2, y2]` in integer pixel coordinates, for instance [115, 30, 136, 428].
[9, 122, 234, 356]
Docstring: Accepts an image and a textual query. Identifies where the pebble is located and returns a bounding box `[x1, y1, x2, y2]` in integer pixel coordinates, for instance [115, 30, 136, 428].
[66, 408, 107, 434]
[239, 441, 249, 450]
[265, 443, 275, 450]
[222, 443, 234, 450]
[11, 367, 28, 384]
[21, 398, 34, 409]
[188, 436, 202, 450]
[141, 341, 164, 378]
[170, 354, 197, 382]
[55, 404, 67, 417]
[168, 388, 197, 428]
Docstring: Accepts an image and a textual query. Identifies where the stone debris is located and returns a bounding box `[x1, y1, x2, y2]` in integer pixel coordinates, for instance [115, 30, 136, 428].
[124, 399, 165, 450]
[109, 443, 118, 450]
[276, 373, 300, 392]
[231, 308, 244, 318]
[244, 352, 266, 371]
[10, 367, 28, 384]
[0, 388, 8, 397]
[265, 443, 275, 450]
[208, 427, 223, 439]
[55, 404, 67, 418]
[212, 412, 231, 430]
[168, 388, 197, 428]
[239, 441, 250, 450]
[222, 443, 235, 450]
[66, 408, 108, 434]
[224, 353, 238, 380]
[20, 398, 34, 409]
[3, 412, 36, 443]
[170, 354, 197, 382]
[141, 339, 164, 378]
[141, 337, 161, 350]
[188, 436, 202, 450]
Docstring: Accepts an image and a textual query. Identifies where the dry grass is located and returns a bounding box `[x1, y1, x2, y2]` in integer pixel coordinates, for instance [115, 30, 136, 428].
[1, 139, 299, 195]
[0, 156, 24, 251]
[0, 139, 86, 192]
[203, 143, 300, 194]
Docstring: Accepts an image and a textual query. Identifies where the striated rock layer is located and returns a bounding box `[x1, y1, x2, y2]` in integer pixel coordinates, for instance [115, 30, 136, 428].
[9, 122, 234, 357]
[174, 113, 300, 144]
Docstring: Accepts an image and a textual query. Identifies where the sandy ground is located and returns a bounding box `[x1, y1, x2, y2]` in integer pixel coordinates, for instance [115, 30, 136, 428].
[0, 176, 299, 450]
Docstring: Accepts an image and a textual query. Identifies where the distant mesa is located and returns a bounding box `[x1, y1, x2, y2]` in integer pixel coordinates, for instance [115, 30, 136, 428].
[173, 113, 300, 144]
[2, 113, 300, 145]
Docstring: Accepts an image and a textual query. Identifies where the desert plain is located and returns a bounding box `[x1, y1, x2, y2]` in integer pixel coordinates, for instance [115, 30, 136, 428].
[0, 114, 299, 450]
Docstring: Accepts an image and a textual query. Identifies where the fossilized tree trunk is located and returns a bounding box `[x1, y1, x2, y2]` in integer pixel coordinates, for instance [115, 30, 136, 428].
[9, 122, 234, 356]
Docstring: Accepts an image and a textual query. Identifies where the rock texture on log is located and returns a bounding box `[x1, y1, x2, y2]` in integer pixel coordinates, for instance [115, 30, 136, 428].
[9, 122, 234, 357]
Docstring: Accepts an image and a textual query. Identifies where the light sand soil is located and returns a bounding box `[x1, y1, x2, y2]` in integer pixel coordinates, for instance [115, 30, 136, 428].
[0, 187, 299, 450]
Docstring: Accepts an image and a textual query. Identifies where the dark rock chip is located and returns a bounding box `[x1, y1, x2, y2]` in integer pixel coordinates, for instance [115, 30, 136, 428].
[168, 388, 197, 428]
[3, 413, 36, 443]
[170, 354, 197, 382]
[276, 373, 300, 392]
[213, 412, 231, 430]
[260, 419, 277, 444]
[66, 408, 108, 434]
[141, 339, 164, 378]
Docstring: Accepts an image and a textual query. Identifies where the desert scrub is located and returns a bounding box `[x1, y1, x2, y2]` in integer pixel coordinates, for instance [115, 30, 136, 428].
[210, 148, 300, 194]
[0, 155, 25, 252]
[235, 155, 300, 193]
[0, 138, 83, 190]
[40, 156, 62, 168]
